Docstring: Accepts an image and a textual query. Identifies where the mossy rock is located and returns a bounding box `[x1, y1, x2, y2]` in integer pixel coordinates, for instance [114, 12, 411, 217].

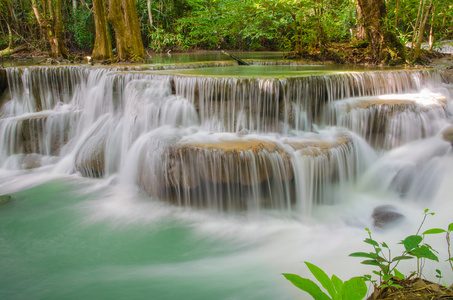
[0, 194, 12, 204]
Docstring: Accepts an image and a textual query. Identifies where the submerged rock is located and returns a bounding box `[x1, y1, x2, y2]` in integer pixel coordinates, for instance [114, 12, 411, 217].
[372, 205, 404, 228]
[0, 194, 12, 204]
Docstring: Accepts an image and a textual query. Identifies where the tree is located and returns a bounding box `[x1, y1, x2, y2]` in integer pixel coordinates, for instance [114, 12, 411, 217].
[31, 0, 70, 58]
[411, 0, 434, 62]
[108, 0, 145, 61]
[356, 0, 406, 63]
[92, 0, 113, 60]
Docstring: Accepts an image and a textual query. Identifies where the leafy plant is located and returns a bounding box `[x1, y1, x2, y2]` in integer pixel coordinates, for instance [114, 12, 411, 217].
[422, 220, 453, 272]
[349, 209, 442, 288]
[282, 262, 367, 300]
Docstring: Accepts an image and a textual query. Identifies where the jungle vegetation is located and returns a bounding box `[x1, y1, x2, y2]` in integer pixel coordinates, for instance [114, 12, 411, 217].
[0, 0, 452, 63]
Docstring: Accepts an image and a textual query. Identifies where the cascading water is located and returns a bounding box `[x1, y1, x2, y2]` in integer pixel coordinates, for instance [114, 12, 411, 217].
[0, 63, 452, 300]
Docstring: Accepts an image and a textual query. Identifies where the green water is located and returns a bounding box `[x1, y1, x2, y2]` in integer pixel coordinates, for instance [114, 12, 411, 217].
[145, 65, 394, 78]
[0, 179, 294, 300]
[144, 51, 286, 64]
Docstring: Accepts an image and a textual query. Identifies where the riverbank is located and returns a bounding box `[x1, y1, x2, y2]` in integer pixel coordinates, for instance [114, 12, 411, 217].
[1, 42, 451, 68]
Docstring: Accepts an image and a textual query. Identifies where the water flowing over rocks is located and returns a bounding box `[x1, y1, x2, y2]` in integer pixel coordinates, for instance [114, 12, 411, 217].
[0, 64, 452, 211]
[135, 130, 359, 209]
[325, 91, 449, 149]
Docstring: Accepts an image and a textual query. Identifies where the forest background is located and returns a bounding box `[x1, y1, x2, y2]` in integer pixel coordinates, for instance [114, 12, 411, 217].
[0, 0, 452, 64]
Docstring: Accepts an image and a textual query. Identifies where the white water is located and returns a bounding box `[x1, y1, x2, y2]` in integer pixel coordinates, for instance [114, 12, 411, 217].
[0, 65, 452, 299]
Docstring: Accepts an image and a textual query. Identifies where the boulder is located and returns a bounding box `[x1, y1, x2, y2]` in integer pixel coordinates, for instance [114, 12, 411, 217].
[372, 205, 404, 228]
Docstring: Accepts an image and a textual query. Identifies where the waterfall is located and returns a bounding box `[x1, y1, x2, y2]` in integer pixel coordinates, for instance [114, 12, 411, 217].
[0, 65, 450, 213]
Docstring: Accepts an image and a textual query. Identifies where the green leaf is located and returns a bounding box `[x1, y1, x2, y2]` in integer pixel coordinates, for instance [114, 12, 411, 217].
[448, 223, 453, 232]
[383, 274, 393, 281]
[342, 277, 367, 300]
[390, 283, 403, 288]
[408, 245, 439, 261]
[381, 242, 389, 248]
[282, 273, 331, 300]
[391, 255, 414, 262]
[361, 260, 380, 266]
[394, 269, 405, 280]
[349, 252, 376, 259]
[331, 275, 344, 297]
[363, 275, 372, 281]
[375, 255, 387, 263]
[364, 238, 379, 247]
[305, 262, 338, 300]
[400, 235, 423, 251]
[423, 228, 446, 235]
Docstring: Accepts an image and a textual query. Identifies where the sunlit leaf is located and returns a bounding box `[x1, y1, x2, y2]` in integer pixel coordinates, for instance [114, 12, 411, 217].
[282, 273, 331, 300]
[349, 252, 376, 259]
[305, 262, 338, 300]
[423, 228, 446, 235]
[408, 245, 439, 261]
[400, 235, 422, 251]
[331, 275, 344, 296]
[364, 238, 379, 247]
[394, 269, 405, 280]
[342, 277, 367, 300]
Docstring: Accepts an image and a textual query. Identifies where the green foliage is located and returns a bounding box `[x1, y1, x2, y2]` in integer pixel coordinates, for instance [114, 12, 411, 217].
[285, 209, 453, 300]
[66, 6, 95, 50]
[350, 209, 441, 287]
[283, 262, 367, 300]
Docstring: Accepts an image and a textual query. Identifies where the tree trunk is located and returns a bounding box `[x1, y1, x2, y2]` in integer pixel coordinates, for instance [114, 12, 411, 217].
[413, 0, 433, 62]
[394, 0, 400, 31]
[108, 0, 145, 61]
[428, 4, 436, 50]
[92, 0, 113, 60]
[31, 0, 70, 58]
[356, 2, 367, 41]
[356, 0, 406, 63]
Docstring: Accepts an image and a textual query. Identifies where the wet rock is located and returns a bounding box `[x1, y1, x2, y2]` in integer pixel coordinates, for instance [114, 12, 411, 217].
[328, 93, 448, 149]
[22, 154, 42, 169]
[0, 68, 7, 107]
[372, 205, 404, 228]
[74, 134, 106, 178]
[441, 124, 453, 144]
[17, 113, 69, 155]
[137, 131, 355, 208]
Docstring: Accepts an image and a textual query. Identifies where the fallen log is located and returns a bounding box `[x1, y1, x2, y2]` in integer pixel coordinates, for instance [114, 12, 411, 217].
[0, 45, 27, 57]
[221, 50, 249, 65]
